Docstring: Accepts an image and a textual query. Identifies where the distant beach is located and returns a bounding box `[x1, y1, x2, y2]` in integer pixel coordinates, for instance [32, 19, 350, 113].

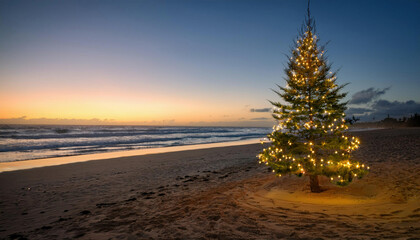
[0, 128, 419, 239]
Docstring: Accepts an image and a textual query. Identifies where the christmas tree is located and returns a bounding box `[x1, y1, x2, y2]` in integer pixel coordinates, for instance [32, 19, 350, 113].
[258, 5, 369, 192]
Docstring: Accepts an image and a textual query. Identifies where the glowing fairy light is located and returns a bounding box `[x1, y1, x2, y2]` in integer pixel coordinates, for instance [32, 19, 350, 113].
[257, 4, 369, 192]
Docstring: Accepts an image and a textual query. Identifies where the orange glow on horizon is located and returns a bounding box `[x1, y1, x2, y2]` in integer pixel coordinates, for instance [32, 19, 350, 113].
[0, 87, 269, 126]
[0, 68, 273, 126]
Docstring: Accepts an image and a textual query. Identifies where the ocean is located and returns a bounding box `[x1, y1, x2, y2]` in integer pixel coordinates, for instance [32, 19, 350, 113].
[0, 125, 270, 162]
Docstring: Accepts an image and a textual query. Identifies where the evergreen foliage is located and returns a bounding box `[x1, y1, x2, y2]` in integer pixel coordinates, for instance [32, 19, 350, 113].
[258, 8, 369, 191]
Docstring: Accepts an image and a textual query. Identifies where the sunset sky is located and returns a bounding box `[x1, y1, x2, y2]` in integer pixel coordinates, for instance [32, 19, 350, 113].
[1, 0, 419, 126]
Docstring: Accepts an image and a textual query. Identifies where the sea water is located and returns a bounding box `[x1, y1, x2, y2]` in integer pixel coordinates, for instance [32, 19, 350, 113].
[0, 125, 270, 162]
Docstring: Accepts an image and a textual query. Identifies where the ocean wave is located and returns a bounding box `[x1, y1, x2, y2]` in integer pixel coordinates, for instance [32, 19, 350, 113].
[0, 125, 270, 162]
[0, 126, 251, 139]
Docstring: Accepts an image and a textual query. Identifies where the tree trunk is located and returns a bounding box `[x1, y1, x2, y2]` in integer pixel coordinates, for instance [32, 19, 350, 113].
[309, 175, 322, 193]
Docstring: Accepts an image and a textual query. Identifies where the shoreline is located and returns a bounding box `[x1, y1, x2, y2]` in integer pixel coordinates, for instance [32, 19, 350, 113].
[0, 138, 261, 173]
[0, 127, 388, 173]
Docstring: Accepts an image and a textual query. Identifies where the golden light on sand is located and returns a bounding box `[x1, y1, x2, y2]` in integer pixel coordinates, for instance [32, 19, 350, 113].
[263, 188, 379, 205]
[237, 174, 420, 220]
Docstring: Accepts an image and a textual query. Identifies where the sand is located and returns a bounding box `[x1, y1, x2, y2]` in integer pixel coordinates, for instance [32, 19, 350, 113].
[0, 128, 419, 239]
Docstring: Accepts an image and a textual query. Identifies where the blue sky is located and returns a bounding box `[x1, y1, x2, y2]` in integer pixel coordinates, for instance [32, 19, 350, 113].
[1, 0, 419, 125]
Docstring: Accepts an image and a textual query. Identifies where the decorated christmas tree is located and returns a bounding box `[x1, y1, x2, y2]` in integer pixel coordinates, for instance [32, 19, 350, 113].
[258, 6, 369, 192]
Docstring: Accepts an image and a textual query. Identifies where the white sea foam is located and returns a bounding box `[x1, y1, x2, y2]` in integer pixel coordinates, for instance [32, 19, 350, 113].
[0, 125, 270, 162]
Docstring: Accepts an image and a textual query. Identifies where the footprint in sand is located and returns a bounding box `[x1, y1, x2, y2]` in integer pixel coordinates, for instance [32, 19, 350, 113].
[96, 202, 116, 208]
[124, 197, 136, 202]
[79, 210, 91, 215]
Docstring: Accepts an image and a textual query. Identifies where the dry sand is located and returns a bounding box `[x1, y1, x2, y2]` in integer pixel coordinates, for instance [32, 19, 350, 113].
[0, 128, 419, 239]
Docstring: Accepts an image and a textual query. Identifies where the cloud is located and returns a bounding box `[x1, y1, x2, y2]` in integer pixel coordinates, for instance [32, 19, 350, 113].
[345, 107, 373, 115]
[371, 100, 420, 117]
[0, 116, 275, 127]
[250, 117, 270, 121]
[346, 86, 420, 121]
[0, 117, 112, 125]
[0, 117, 176, 126]
[250, 108, 271, 112]
[349, 87, 390, 105]
[188, 119, 274, 127]
[346, 100, 420, 120]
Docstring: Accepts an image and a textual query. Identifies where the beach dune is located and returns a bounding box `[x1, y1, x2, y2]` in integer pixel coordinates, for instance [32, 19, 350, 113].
[1, 128, 419, 239]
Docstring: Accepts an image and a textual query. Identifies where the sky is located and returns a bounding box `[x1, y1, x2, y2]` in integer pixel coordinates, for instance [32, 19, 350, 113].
[1, 0, 419, 126]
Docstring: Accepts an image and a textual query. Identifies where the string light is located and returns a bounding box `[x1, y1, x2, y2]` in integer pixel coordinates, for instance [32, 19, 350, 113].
[257, 10, 369, 188]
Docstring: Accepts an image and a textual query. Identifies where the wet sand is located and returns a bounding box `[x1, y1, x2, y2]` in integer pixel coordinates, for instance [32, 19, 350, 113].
[1, 128, 419, 239]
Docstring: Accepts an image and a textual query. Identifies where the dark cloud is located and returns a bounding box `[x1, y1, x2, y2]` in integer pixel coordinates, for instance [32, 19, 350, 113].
[349, 87, 390, 105]
[371, 100, 420, 117]
[250, 108, 271, 112]
[346, 100, 420, 121]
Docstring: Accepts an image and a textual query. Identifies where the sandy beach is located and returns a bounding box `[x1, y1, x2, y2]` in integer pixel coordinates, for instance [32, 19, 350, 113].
[1, 128, 419, 239]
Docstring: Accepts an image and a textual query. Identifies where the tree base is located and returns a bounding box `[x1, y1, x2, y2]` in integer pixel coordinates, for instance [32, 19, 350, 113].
[309, 175, 323, 193]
